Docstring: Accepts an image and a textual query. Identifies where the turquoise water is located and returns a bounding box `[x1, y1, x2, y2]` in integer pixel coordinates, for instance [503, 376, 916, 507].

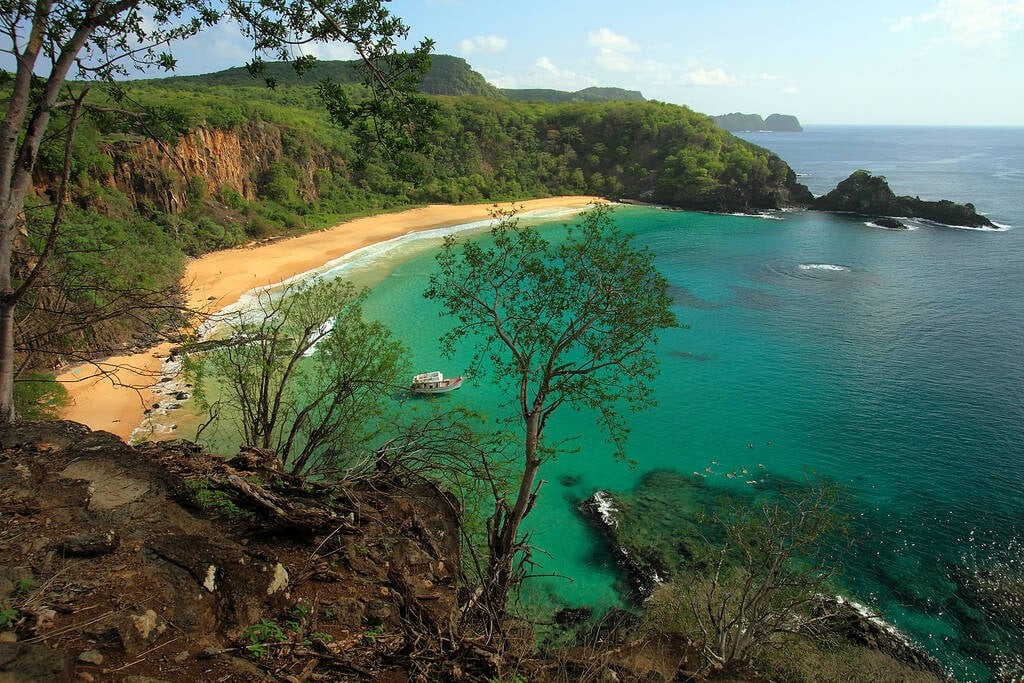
[298, 127, 1024, 679]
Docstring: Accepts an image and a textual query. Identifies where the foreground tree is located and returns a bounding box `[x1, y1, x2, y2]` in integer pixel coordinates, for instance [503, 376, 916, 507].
[425, 204, 678, 627]
[187, 278, 404, 476]
[646, 481, 849, 671]
[0, 0, 433, 422]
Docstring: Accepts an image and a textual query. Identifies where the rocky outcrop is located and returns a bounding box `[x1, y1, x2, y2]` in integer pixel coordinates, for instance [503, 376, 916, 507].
[580, 474, 949, 681]
[813, 170, 994, 227]
[0, 421, 461, 682]
[579, 490, 669, 598]
[824, 597, 951, 680]
[94, 122, 340, 215]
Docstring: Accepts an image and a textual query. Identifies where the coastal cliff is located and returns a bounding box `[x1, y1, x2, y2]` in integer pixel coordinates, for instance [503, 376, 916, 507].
[94, 123, 345, 216]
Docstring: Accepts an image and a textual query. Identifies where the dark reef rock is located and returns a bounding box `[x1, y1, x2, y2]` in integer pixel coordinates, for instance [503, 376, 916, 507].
[554, 606, 593, 625]
[872, 217, 909, 230]
[578, 488, 673, 599]
[814, 170, 994, 228]
[824, 597, 950, 680]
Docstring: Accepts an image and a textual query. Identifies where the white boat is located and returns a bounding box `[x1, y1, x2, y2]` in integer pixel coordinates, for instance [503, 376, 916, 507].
[410, 371, 464, 394]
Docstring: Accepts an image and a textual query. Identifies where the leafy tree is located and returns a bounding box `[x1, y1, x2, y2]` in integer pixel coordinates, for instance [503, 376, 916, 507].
[424, 204, 677, 628]
[187, 277, 404, 476]
[0, 0, 433, 422]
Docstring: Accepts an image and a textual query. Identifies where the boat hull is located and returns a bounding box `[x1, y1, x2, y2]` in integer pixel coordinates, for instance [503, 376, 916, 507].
[411, 376, 464, 394]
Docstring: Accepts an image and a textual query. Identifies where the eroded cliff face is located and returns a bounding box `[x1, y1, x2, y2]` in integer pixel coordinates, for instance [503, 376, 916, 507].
[98, 122, 339, 214]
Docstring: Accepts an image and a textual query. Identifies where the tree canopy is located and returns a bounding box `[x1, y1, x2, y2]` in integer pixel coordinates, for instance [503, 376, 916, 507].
[187, 277, 404, 476]
[0, 0, 432, 422]
[425, 204, 678, 625]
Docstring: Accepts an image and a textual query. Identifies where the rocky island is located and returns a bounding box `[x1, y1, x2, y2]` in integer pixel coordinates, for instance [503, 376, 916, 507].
[813, 169, 994, 228]
[713, 112, 803, 132]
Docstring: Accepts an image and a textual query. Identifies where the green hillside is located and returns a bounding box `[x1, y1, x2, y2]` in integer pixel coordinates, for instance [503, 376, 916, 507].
[12, 60, 808, 379]
[156, 54, 501, 98]
[503, 86, 645, 103]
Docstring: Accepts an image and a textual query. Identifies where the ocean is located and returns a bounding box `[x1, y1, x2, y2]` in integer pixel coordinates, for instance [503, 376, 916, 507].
[174, 126, 1023, 679]
[349, 126, 1024, 680]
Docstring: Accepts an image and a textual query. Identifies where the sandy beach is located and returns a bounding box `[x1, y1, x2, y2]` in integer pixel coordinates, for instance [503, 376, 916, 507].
[56, 197, 603, 439]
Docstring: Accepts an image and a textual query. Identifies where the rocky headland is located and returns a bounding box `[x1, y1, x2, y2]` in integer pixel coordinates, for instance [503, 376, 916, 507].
[812, 170, 995, 228]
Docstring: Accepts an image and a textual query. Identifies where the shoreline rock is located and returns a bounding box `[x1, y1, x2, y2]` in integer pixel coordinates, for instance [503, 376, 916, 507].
[578, 490, 669, 599]
[579, 483, 950, 680]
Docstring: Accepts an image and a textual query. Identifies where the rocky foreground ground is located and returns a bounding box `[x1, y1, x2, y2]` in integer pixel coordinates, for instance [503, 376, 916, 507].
[0, 423, 706, 682]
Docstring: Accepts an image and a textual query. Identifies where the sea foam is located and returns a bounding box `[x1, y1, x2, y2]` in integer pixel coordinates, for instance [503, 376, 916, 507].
[798, 263, 849, 272]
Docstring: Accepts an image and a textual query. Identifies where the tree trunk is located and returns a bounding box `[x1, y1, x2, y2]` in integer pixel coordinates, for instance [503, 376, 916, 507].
[0, 300, 15, 422]
[484, 409, 544, 620]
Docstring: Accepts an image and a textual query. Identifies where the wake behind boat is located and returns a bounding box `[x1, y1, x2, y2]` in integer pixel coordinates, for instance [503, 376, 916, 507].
[410, 371, 464, 394]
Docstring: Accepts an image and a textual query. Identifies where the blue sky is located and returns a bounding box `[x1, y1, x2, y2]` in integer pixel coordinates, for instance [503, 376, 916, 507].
[382, 0, 1024, 126]
[171, 0, 1024, 126]
[15, 0, 1024, 126]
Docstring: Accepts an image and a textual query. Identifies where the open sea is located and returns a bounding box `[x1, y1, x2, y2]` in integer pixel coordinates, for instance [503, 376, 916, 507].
[207, 126, 1024, 679]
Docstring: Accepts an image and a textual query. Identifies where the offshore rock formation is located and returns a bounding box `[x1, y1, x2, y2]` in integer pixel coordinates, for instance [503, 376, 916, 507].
[763, 113, 803, 132]
[813, 170, 994, 228]
[714, 112, 803, 132]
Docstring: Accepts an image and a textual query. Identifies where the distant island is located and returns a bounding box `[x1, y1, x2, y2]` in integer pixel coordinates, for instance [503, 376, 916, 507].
[714, 113, 803, 132]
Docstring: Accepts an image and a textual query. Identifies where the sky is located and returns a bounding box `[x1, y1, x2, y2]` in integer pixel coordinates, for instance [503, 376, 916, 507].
[388, 0, 1024, 126]
[14, 0, 1024, 126]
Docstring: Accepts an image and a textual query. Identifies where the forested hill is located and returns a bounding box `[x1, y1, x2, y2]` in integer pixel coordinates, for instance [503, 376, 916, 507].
[154, 54, 503, 98]
[502, 86, 645, 103]
[157, 55, 646, 103]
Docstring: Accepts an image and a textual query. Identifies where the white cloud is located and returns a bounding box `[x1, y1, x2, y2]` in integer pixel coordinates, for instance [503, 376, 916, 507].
[587, 27, 638, 72]
[681, 68, 738, 86]
[889, 0, 1024, 44]
[784, 85, 800, 95]
[584, 27, 736, 90]
[458, 34, 508, 56]
[530, 56, 596, 90]
[306, 41, 359, 61]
